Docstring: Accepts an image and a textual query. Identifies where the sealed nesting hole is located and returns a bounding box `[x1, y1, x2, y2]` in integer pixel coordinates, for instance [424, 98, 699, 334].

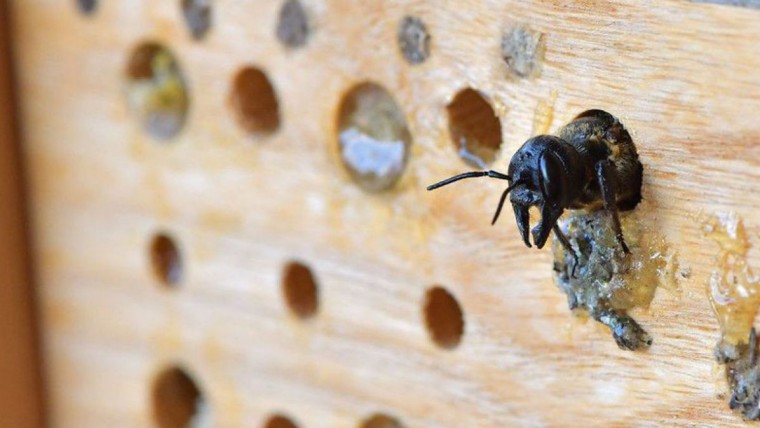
[76, 0, 97, 15]
[501, 24, 545, 78]
[553, 212, 662, 350]
[152, 366, 205, 428]
[423, 286, 464, 349]
[182, 0, 212, 40]
[264, 414, 300, 428]
[337, 82, 412, 192]
[276, 0, 310, 48]
[397, 16, 430, 64]
[700, 213, 760, 419]
[360, 413, 405, 428]
[125, 43, 189, 140]
[150, 233, 183, 287]
[447, 88, 502, 167]
[282, 261, 319, 319]
[229, 67, 281, 136]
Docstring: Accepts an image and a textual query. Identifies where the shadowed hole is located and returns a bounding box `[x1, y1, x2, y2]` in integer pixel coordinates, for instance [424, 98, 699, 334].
[152, 366, 206, 428]
[150, 233, 183, 287]
[359, 413, 405, 428]
[423, 286, 465, 349]
[337, 82, 412, 192]
[125, 43, 189, 140]
[264, 414, 300, 428]
[447, 88, 502, 168]
[282, 261, 319, 319]
[229, 67, 281, 136]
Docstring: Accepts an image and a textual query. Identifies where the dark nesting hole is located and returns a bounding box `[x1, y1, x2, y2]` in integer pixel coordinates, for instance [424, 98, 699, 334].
[125, 43, 189, 140]
[76, 0, 98, 15]
[282, 261, 319, 319]
[276, 0, 310, 48]
[181, 0, 212, 40]
[397, 16, 431, 65]
[152, 366, 205, 428]
[150, 233, 183, 287]
[446, 88, 502, 168]
[336, 82, 412, 192]
[229, 67, 281, 136]
[264, 414, 300, 428]
[423, 286, 465, 349]
[359, 413, 405, 428]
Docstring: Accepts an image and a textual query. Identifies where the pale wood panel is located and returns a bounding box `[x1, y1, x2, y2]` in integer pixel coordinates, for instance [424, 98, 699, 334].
[0, 1, 44, 427]
[10, 0, 760, 427]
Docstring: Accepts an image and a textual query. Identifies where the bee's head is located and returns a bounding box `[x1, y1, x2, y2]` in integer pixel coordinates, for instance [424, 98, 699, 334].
[426, 135, 583, 250]
[506, 135, 584, 249]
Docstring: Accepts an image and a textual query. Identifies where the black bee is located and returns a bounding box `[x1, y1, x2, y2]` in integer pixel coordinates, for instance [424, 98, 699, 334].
[428, 110, 643, 270]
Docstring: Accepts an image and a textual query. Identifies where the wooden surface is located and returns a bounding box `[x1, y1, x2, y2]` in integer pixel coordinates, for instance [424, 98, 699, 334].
[10, 0, 760, 427]
[0, 1, 44, 427]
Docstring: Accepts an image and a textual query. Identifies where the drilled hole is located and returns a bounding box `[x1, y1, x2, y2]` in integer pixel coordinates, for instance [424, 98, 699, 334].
[282, 261, 319, 319]
[423, 286, 464, 349]
[181, 0, 212, 40]
[76, 0, 98, 15]
[337, 82, 412, 192]
[276, 0, 310, 48]
[447, 88, 502, 168]
[152, 366, 205, 428]
[229, 67, 281, 136]
[264, 414, 300, 428]
[125, 43, 189, 140]
[150, 233, 183, 287]
[359, 414, 405, 428]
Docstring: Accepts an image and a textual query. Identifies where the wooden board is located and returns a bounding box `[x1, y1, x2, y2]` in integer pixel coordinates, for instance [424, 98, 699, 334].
[10, 0, 760, 426]
[0, 1, 44, 427]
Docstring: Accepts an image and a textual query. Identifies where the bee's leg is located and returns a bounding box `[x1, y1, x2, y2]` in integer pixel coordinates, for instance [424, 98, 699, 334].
[552, 224, 579, 278]
[595, 160, 630, 254]
[596, 309, 652, 350]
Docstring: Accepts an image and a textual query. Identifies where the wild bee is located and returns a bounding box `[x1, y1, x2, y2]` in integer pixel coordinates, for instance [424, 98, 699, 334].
[428, 110, 643, 271]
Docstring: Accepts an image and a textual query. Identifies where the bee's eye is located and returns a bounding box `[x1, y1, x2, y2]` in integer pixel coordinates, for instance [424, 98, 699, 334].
[539, 150, 565, 204]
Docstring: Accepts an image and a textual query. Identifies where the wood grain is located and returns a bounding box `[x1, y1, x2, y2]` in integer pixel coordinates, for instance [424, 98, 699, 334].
[10, 0, 760, 426]
[0, 1, 44, 427]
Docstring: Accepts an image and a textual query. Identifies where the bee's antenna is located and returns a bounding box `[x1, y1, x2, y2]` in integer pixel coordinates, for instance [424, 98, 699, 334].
[427, 170, 510, 191]
[491, 181, 523, 225]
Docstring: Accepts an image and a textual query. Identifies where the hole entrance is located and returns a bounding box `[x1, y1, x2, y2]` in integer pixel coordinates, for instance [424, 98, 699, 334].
[125, 43, 189, 140]
[76, 0, 98, 15]
[397, 16, 431, 65]
[264, 414, 300, 428]
[150, 233, 183, 287]
[181, 0, 212, 40]
[152, 366, 205, 428]
[337, 82, 412, 192]
[276, 0, 310, 48]
[282, 261, 319, 319]
[229, 67, 281, 136]
[446, 88, 502, 168]
[359, 414, 405, 428]
[423, 286, 465, 349]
